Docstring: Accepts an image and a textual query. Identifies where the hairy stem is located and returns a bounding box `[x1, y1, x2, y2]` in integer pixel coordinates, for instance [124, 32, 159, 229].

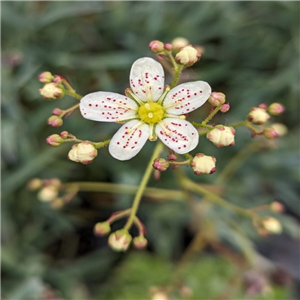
[64, 90, 82, 100]
[202, 106, 221, 125]
[170, 64, 183, 88]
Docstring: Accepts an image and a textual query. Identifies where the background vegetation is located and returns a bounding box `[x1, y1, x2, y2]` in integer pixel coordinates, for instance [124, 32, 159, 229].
[2, 1, 299, 299]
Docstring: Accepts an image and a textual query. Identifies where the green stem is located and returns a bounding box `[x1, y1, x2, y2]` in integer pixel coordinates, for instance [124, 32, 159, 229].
[230, 120, 248, 128]
[192, 122, 214, 129]
[59, 103, 80, 118]
[167, 51, 178, 70]
[124, 142, 164, 230]
[169, 159, 190, 166]
[202, 106, 221, 125]
[170, 65, 183, 88]
[93, 139, 110, 149]
[107, 209, 131, 223]
[64, 90, 82, 100]
[62, 79, 76, 93]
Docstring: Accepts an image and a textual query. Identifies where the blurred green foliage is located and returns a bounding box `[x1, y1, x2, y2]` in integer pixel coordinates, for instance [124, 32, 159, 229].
[1, 1, 299, 299]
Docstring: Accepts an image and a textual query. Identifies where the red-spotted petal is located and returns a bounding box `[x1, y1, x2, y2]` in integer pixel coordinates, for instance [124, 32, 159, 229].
[155, 118, 199, 154]
[163, 81, 211, 115]
[80, 92, 138, 122]
[109, 120, 150, 160]
[130, 57, 165, 102]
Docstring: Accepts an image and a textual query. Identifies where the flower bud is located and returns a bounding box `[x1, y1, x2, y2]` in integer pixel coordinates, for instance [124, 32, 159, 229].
[39, 83, 65, 100]
[167, 154, 177, 161]
[149, 40, 165, 54]
[52, 108, 62, 115]
[270, 123, 288, 137]
[262, 217, 282, 234]
[27, 178, 43, 191]
[258, 103, 268, 109]
[270, 202, 285, 213]
[220, 103, 230, 113]
[68, 141, 98, 164]
[268, 103, 285, 116]
[108, 229, 132, 252]
[133, 235, 148, 250]
[53, 75, 65, 83]
[206, 125, 235, 147]
[164, 43, 173, 51]
[38, 71, 54, 83]
[46, 134, 65, 147]
[60, 131, 69, 139]
[175, 46, 200, 67]
[48, 115, 63, 127]
[263, 127, 278, 139]
[247, 107, 270, 125]
[38, 186, 58, 202]
[190, 153, 216, 175]
[171, 37, 189, 51]
[94, 222, 111, 236]
[209, 92, 226, 106]
[153, 158, 169, 171]
[194, 45, 205, 55]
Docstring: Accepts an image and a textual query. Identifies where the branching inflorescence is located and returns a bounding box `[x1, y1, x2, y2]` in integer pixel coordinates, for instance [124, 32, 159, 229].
[30, 38, 287, 254]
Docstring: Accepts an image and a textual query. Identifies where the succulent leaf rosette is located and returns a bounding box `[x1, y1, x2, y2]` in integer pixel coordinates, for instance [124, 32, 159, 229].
[79, 57, 211, 160]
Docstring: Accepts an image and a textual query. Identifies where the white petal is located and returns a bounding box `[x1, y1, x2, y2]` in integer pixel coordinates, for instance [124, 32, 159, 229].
[163, 81, 211, 115]
[109, 120, 150, 160]
[156, 118, 199, 154]
[130, 57, 165, 102]
[80, 92, 138, 122]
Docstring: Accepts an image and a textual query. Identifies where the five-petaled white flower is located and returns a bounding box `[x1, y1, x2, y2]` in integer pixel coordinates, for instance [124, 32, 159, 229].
[80, 57, 211, 160]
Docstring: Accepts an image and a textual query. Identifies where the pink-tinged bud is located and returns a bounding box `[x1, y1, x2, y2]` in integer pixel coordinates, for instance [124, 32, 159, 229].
[194, 45, 205, 55]
[171, 37, 189, 51]
[38, 71, 54, 83]
[46, 134, 65, 147]
[53, 75, 64, 83]
[38, 186, 58, 202]
[94, 222, 111, 236]
[270, 202, 285, 213]
[263, 127, 278, 139]
[153, 158, 169, 171]
[27, 178, 43, 191]
[206, 125, 235, 147]
[39, 83, 65, 100]
[133, 235, 148, 250]
[258, 103, 268, 109]
[167, 154, 177, 161]
[268, 103, 285, 116]
[68, 141, 98, 164]
[209, 92, 226, 106]
[149, 40, 165, 54]
[247, 107, 270, 125]
[190, 153, 217, 175]
[108, 229, 132, 252]
[220, 103, 230, 113]
[60, 131, 69, 139]
[164, 43, 173, 51]
[52, 108, 62, 115]
[48, 115, 63, 127]
[175, 46, 200, 67]
[270, 123, 288, 137]
[262, 217, 282, 234]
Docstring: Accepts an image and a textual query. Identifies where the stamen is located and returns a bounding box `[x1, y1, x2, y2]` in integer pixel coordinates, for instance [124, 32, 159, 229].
[163, 100, 182, 109]
[148, 123, 157, 141]
[125, 88, 144, 106]
[146, 85, 152, 102]
[117, 102, 138, 111]
[157, 85, 171, 105]
[145, 103, 151, 110]
[159, 121, 170, 136]
[116, 115, 139, 123]
[164, 113, 186, 120]
[148, 113, 153, 119]
[126, 120, 145, 133]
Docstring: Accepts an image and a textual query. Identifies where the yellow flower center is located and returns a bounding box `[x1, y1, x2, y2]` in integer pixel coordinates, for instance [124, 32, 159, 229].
[138, 102, 164, 124]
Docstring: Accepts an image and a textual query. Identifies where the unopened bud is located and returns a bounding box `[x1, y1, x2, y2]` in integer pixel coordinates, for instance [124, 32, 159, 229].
[38, 186, 58, 202]
[270, 202, 285, 213]
[53, 75, 65, 83]
[164, 43, 173, 51]
[263, 127, 278, 139]
[268, 103, 285, 116]
[171, 37, 189, 51]
[46, 134, 64, 147]
[175, 46, 200, 67]
[39, 83, 65, 100]
[247, 107, 270, 125]
[27, 178, 43, 191]
[38, 72, 54, 83]
[190, 153, 217, 175]
[52, 108, 62, 115]
[262, 217, 282, 234]
[258, 103, 268, 109]
[48, 115, 63, 127]
[153, 158, 169, 171]
[94, 222, 111, 236]
[149, 40, 165, 54]
[60, 131, 69, 139]
[209, 92, 226, 106]
[206, 125, 235, 147]
[68, 141, 98, 164]
[270, 123, 288, 137]
[167, 154, 177, 161]
[194, 45, 205, 55]
[108, 229, 132, 252]
[133, 235, 148, 250]
[220, 103, 230, 113]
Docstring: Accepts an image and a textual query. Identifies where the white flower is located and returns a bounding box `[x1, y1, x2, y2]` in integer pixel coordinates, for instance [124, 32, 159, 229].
[80, 57, 211, 160]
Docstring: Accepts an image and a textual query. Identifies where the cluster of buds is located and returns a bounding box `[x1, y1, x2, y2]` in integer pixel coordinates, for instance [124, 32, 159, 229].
[38, 72, 66, 100]
[190, 153, 216, 175]
[27, 178, 64, 209]
[94, 211, 148, 252]
[68, 141, 98, 165]
[149, 38, 202, 67]
[206, 125, 235, 147]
